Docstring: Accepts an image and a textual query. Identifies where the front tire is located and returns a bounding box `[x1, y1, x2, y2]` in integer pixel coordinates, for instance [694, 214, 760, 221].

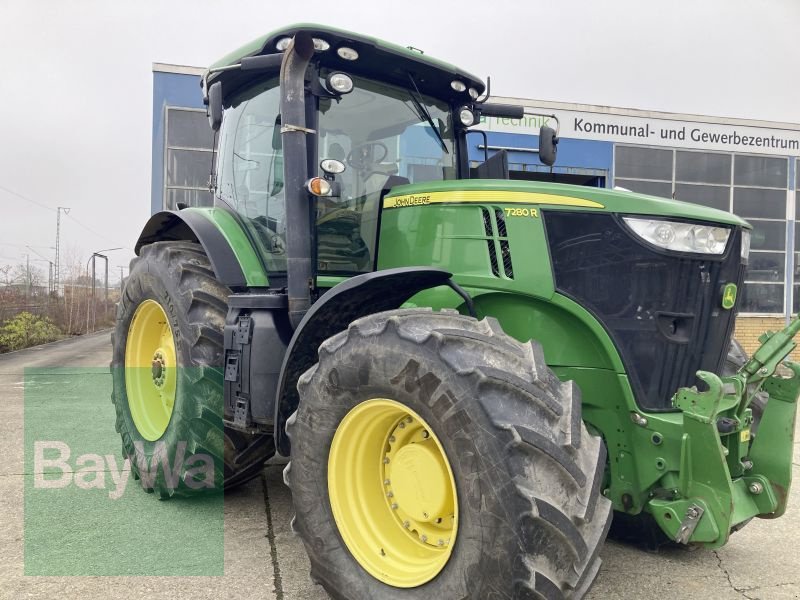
[111, 241, 273, 497]
[286, 308, 611, 599]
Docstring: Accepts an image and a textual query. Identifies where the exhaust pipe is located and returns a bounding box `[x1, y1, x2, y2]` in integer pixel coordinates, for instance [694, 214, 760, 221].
[279, 32, 315, 329]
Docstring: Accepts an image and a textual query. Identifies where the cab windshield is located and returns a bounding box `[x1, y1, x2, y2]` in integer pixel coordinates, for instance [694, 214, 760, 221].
[215, 74, 456, 276]
[315, 74, 457, 274]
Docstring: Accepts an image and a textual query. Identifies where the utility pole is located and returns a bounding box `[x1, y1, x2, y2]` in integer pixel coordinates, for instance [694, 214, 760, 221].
[55, 207, 70, 297]
[91, 254, 96, 331]
[104, 256, 108, 323]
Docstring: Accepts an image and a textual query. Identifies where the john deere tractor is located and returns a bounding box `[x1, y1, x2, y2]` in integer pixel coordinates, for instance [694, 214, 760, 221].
[112, 24, 800, 599]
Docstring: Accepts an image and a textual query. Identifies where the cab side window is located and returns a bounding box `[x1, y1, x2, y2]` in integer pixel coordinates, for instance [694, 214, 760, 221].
[217, 78, 287, 269]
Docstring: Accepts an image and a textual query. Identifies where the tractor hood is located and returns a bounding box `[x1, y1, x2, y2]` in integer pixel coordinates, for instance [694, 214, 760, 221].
[383, 179, 751, 228]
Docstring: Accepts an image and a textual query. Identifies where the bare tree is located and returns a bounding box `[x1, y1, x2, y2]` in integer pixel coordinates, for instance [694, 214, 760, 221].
[11, 263, 45, 293]
[0, 265, 13, 286]
[62, 248, 87, 334]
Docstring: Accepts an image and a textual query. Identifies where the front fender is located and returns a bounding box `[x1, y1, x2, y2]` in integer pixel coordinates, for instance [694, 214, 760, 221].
[274, 267, 455, 455]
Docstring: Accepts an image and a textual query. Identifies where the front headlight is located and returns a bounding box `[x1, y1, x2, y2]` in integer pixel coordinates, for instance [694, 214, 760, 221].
[623, 217, 731, 255]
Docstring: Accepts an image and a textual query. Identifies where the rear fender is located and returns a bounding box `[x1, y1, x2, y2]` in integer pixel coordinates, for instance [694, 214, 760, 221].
[136, 208, 268, 289]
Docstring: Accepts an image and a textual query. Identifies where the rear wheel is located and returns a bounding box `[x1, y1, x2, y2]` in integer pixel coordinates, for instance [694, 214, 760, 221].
[286, 308, 611, 599]
[111, 241, 273, 497]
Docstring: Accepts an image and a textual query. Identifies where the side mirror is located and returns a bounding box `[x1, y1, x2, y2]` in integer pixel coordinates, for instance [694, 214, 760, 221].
[208, 82, 223, 131]
[539, 125, 558, 166]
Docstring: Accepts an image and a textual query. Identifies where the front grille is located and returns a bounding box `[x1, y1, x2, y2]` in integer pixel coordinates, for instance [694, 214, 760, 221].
[545, 212, 745, 411]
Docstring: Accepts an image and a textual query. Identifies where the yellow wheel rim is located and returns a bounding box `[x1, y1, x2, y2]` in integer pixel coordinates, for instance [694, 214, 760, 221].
[328, 398, 458, 588]
[124, 299, 177, 441]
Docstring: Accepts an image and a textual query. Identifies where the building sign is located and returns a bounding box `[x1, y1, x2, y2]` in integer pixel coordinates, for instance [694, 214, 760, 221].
[481, 108, 800, 156]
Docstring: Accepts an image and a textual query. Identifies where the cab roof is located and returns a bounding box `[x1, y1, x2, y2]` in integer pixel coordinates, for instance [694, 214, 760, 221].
[206, 23, 486, 104]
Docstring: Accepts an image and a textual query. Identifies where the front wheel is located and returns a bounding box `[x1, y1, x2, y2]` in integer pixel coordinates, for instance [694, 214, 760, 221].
[285, 308, 611, 599]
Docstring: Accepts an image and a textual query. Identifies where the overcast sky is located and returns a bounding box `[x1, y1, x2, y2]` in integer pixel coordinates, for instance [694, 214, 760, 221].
[2, 0, 798, 283]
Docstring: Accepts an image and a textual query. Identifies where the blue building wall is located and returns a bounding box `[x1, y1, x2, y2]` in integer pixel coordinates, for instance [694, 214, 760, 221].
[151, 71, 206, 215]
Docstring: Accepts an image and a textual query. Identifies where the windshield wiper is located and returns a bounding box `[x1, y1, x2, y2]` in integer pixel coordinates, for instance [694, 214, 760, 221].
[407, 73, 449, 154]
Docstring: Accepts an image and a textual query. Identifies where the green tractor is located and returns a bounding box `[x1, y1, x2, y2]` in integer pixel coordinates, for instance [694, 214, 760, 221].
[112, 24, 800, 599]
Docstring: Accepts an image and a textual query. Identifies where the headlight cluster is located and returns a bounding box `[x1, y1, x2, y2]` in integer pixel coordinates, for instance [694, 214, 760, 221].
[622, 217, 731, 255]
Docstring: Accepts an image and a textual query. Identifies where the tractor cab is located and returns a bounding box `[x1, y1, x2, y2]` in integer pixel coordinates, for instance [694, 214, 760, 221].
[202, 24, 553, 279]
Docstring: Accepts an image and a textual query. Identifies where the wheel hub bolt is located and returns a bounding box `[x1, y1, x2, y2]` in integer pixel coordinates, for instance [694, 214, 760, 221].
[403, 520, 410, 529]
[391, 503, 398, 510]
[151, 351, 166, 386]
[420, 535, 428, 543]
[422, 430, 429, 439]
[383, 457, 390, 464]
[437, 539, 444, 546]
[384, 479, 391, 485]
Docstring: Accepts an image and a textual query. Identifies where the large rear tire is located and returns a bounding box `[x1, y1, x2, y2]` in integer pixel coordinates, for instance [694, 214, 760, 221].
[285, 308, 611, 599]
[111, 241, 273, 497]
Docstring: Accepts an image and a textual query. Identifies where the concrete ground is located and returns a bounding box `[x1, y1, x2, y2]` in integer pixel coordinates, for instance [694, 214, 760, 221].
[1, 332, 798, 599]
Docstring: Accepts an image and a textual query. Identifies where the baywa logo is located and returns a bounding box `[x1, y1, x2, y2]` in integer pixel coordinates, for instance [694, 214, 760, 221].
[33, 440, 215, 499]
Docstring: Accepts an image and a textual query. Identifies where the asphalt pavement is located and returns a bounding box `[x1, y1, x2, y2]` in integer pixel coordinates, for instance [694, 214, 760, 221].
[1, 332, 799, 599]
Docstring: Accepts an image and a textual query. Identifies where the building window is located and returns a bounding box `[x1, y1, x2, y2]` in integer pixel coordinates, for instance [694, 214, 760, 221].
[164, 107, 215, 210]
[614, 146, 789, 315]
[614, 146, 672, 198]
[674, 150, 731, 213]
[734, 155, 788, 315]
